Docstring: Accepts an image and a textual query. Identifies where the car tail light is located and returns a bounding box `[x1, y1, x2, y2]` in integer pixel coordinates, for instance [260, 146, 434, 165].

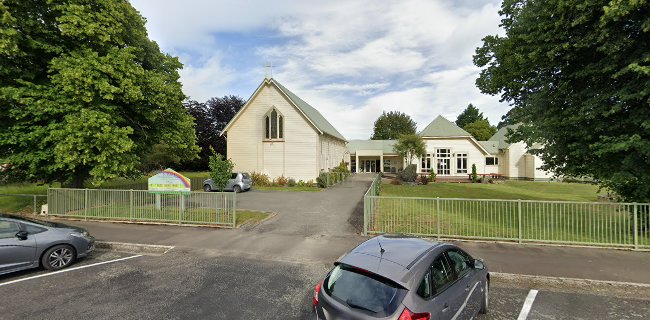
[313, 279, 324, 307]
[398, 307, 430, 320]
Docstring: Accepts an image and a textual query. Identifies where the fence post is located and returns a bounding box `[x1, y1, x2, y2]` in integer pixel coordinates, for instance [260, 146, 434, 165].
[84, 189, 88, 221]
[363, 194, 368, 236]
[633, 203, 638, 250]
[33, 195, 37, 215]
[232, 192, 237, 228]
[178, 193, 182, 226]
[129, 189, 133, 222]
[518, 199, 522, 244]
[436, 197, 440, 241]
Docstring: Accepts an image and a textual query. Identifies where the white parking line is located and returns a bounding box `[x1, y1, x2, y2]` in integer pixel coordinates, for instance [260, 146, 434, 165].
[0, 255, 142, 287]
[517, 289, 539, 320]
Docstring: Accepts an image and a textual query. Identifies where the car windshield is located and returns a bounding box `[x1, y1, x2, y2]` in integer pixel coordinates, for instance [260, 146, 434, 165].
[2, 214, 60, 227]
[324, 264, 406, 317]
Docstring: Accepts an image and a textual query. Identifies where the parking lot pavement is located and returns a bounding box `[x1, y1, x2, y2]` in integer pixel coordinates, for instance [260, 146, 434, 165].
[0, 250, 137, 288]
[0, 249, 329, 320]
[2, 248, 649, 320]
[480, 286, 650, 320]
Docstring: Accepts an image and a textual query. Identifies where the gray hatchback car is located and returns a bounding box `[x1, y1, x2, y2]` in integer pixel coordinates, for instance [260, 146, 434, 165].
[0, 214, 95, 275]
[313, 236, 489, 320]
[203, 172, 252, 193]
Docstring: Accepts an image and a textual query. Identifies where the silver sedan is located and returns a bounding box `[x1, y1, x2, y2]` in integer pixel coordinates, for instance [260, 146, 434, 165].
[0, 213, 95, 275]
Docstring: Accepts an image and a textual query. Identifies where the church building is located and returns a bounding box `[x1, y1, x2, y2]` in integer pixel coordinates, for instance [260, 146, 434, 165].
[222, 77, 552, 182]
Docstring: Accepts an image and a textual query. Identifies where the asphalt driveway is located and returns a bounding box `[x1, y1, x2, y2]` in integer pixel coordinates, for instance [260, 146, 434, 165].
[234, 174, 374, 236]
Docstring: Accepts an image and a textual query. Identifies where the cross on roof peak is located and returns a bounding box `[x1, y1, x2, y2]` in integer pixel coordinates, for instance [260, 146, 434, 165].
[265, 63, 274, 79]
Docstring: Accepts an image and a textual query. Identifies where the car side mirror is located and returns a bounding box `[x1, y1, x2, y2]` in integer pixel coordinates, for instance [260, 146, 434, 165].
[472, 259, 485, 270]
[15, 231, 28, 241]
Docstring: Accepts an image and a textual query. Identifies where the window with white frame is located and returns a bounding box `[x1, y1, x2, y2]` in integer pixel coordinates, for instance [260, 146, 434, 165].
[486, 156, 498, 166]
[264, 108, 283, 140]
[436, 148, 451, 175]
[421, 153, 432, 172]
[456, 153, 468, 174]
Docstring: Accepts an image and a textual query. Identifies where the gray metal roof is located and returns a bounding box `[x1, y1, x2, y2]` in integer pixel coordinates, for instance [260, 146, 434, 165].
[346, 139, 397, 154]
[489, 124, 520, 149]
[272, 79, 346, 141]
[419, 115, 471, 137]
[478, 141, 499, 154]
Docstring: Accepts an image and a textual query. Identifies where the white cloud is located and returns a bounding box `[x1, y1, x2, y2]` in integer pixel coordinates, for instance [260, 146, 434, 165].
[178, 53, 236, 101]
[129, 0, 509, 139]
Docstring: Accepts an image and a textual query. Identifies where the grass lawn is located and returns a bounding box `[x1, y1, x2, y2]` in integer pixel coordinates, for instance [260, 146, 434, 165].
[254, 186, 321, 192]
[235, 210, 272, 227]
[381, 180, 603, 202]
[0, 183, 54, 213]
[370, 181, 649, 247]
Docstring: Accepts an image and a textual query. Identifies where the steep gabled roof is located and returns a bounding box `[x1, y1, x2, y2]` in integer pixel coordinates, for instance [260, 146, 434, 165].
[272, 80, 346, 141]
[419, 115, 471, 137]
[222, 77, 346, 142]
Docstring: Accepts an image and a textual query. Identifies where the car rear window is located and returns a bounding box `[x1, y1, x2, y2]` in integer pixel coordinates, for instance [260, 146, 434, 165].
[324, 264, 406, 317]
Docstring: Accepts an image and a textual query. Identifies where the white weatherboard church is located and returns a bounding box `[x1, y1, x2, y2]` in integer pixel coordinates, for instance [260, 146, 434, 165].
[222, 77, 551, 182]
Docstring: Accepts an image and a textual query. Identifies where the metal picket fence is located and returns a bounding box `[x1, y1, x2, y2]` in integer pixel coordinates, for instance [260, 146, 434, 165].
[0, 193, 48, 215]
[47, 188, 236, 227]
[363, 175, 649, 250]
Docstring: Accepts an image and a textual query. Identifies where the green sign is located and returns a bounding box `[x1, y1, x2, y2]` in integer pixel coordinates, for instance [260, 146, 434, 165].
[148, 168, 191, 194]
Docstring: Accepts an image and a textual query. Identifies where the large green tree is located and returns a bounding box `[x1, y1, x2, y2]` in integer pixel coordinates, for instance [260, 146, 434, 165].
[0, 0, 199, 187]
[393, 134, 426, 165]
[371, 111, 417, 140]
[455, 103, 485, 128]
[464, 119, 497, 141]
[474, 0, 649, 202]
[183, 95, 244, 170]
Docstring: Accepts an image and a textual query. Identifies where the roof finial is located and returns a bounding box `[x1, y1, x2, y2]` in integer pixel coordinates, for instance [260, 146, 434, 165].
[265, 63, 274, 79]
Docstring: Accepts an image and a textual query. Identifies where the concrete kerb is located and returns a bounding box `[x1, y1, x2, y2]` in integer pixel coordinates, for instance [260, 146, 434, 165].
[96, 241, 174, 256]
[491, 272, 650, 300]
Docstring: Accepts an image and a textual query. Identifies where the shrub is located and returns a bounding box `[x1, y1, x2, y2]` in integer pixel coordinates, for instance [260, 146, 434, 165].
[275, 175, 289, 186]
[419, 174, 430, 185]
[390, 178, 401, 185]
[430, 171, 436, 183]
[397, 164, 417, 182]
[332, 160, 349, 173]
[297, 180, 306, 187]
[471, 164, 478, 183]
[316, 172, 329, 188]
[251, 172, 270, 186]
[208, 148, 234, 191]
[288, 178, 296, 187]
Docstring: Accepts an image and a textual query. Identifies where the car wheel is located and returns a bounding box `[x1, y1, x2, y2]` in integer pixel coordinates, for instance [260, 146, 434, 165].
[479, 280, 489, 314]
[42, 245, 75, 271]
[203, 184, 212, 192]
[233, 185, 241, 193]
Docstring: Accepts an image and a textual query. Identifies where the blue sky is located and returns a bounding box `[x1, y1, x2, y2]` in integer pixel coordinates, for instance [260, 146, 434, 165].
[130, 0, 508, 139]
